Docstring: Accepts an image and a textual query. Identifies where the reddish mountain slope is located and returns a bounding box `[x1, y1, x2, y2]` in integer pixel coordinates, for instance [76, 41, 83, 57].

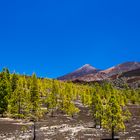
[57, 64, 100, 81]
[57, 62, 140, 82]
[102, 62, 140, 76]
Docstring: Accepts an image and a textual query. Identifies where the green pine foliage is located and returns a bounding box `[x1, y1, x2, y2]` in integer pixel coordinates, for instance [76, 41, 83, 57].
[102, 94, 125, 136]
[0, 67, 139, 138]
[30, 73, 42, 120]
[0, 68, 11, 116]
[8, 76, 31, 119]
[45, 80, 59, 117]
[59, 82, 80, 117]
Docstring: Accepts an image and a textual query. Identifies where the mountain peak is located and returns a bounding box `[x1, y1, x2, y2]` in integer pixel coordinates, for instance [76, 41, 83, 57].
[57, 61, 140, 82]
[78, 64, 97, 71]
[57, 64, 99, 80]
[82, 64, 92, 67]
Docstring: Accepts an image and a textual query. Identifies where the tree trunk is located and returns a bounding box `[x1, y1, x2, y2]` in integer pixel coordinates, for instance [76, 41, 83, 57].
[33, 121, 36, 140]
[100, 117, 102, 128]
[112, 126, 114, 140]
[51, 109, 54, 117]
[18, 97, 21, 117]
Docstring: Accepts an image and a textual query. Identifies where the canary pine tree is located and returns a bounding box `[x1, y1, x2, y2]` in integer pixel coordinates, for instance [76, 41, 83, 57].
[45, 80, 58, 117]
[102, 88, 130, 139]
[8, 76, 31, 118]
[60, 83, 79, 117]
[0, 68, 11, 116]
[11, 73, 18, 92]
[30, 73, 42, 118]
[30, 73, 42, 140]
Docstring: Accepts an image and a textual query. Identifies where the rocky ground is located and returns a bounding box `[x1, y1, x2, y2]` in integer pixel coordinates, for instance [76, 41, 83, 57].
[0, 103, 140, 140]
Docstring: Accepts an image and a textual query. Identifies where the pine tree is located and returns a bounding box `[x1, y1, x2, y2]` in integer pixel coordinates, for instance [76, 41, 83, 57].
[30, 73, 42, 118]
[8, 76, 31, 118]
[45, 80, 58, 117]
[89, 86, 103, 128]
[60, 83, 79, 117]
[102, 93, 126, 139]
[30, 73, 42, 140]
[0, 68, 11, 116]
[11, 73, 18, 92]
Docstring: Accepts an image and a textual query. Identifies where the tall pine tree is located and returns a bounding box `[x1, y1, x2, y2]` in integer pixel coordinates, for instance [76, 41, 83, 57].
[30, 73, 42, 119]
[0, 68, 11, 116]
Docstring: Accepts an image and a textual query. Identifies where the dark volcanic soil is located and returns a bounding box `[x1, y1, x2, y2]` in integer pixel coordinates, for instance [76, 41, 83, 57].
[0, 103, 140, 140]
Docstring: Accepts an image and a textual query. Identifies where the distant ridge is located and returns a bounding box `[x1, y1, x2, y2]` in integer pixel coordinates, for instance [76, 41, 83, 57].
[102, 62, 140, 76]
[57, 62, 140, 82]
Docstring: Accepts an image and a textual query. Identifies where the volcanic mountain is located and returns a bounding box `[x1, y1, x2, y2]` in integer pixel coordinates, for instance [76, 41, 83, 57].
[102, 62, 140, 77]
[57, 64, 100, 81]
[57, 62, 140, 82]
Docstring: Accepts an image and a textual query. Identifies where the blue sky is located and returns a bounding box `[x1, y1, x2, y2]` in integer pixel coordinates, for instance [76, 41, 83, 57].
[0, 0, 140, 78]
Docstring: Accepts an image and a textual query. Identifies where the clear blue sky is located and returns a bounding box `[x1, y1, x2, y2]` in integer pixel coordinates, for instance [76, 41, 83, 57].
[0, 0, 140, 78]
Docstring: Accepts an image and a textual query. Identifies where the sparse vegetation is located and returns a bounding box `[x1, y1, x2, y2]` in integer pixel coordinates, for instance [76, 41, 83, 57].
[0, 67, 140, 139]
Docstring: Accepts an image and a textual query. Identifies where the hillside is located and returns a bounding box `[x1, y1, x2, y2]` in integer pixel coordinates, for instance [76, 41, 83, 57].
[57, 62, 140, 84]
